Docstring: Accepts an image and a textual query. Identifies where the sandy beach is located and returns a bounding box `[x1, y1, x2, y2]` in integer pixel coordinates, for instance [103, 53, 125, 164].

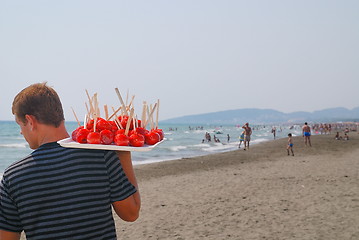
[18, 133, 358, 240]
[116, 134, 359, 240]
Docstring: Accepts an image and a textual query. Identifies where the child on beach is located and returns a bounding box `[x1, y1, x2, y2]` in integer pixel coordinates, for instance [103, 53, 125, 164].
[287, 133, 294, 156]
[238, 130, 245, 148]
[335, 132, 342, 140]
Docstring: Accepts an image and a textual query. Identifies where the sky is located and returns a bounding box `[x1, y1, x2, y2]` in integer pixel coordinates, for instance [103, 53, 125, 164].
[1, 0, 358, 122]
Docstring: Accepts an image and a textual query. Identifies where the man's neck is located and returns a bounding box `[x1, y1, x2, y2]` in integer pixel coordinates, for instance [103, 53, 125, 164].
[37, 123, 70, 147]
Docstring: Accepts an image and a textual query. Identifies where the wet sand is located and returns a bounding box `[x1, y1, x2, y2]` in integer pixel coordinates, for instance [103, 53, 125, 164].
[116, 134, 359, 240]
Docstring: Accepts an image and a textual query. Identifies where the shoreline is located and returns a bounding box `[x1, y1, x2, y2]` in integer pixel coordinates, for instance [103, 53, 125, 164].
[116, 134, 359, 240]
[133, 133, 357, 180]
[131, 135, 286, 167]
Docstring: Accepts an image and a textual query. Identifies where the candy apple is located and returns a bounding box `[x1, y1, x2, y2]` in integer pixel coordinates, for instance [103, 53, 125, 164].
[153, 128, 164, 140]
[86, 119, 94, 131]
[72, 126, 84, 141]
[114, 133, 129, 146]
[129, 133, 145, 147]
[87, 131, 101, 144]
[76, 128, 90, 143]
[135, 127, 149, 137]
[145, 131, 160, 145]
[115, 129, 126, 135]
[100, 129, 114, 145]
[109, 121, 118, 132]
[96, 118, 113, 132]
[120, 116, 134, 130]
[137, 119, 142, 128]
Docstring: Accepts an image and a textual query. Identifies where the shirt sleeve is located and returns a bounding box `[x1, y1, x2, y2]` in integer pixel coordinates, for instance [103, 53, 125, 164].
[0, 176, 23, 233]
[104, 151, 137, 203]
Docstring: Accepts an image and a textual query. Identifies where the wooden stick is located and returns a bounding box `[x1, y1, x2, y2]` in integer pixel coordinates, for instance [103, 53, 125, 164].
[71, 107, 81, 127]
[144, 103, 157, 130]
[141, 101, 147, 128]
[93, 93, 100, 118]
[125, 89, 129, 106]
[85, 90, 95, 118]
[84, 114, 88, 129]
[87, 97, 95, 119]
[104, 105, 109, 120]
[149, 105, 154, 130]
[85, 102, 90, 117]
[156, 99, 160, 129]
[107, 106, 122, 121]
[133, 115, 137, 131]
[114, 117, 121, 130]
[112, 106, 123, 129]
[125, 108, 134, 136]
[115, 88, 128, 115]
[93, 93, 99, 132]
[128, 95, 135, 109]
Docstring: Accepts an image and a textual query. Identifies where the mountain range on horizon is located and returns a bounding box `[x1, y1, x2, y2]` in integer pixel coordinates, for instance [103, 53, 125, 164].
[160, 107, 359, 125]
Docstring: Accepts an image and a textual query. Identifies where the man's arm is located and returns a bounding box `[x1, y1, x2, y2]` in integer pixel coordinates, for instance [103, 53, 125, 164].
[112, 151, 141, 222]
[0, 230, 20, 240]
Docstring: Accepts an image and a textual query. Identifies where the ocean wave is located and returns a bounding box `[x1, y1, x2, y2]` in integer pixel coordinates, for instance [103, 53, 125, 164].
[0, 143, 28, 148]
[192, 143, 211, 148]
[252, 138, 269, 144]
[169, 146, 187, 152]
[202, 143, 235, 152]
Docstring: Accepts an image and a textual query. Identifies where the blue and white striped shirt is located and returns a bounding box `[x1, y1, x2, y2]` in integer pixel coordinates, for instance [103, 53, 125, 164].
[0, 142, 136, 240]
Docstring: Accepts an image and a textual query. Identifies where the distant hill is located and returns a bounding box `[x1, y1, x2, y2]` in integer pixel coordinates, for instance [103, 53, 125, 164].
[160, 107, 359, 125]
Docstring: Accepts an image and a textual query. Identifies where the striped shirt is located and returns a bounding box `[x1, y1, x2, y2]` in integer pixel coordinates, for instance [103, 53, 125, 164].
[0, 142, 136, 240]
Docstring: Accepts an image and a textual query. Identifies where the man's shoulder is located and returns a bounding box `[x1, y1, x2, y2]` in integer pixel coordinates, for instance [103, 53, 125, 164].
[3, 154, 34, 180]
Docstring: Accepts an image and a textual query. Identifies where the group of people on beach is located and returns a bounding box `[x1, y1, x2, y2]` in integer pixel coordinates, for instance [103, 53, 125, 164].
[286, 122, 311, 156]
[287, 121, 356, 156]
[203, 132, 222, 143]
[335, 131, 350, 140]
[214, 120, 355, 157]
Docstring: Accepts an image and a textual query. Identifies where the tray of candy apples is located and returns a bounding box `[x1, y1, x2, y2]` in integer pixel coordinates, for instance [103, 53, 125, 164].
[58, 88, 164, 151]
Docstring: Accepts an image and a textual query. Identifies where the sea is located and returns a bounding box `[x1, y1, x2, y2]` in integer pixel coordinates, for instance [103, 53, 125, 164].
[0, 121, 303, 177]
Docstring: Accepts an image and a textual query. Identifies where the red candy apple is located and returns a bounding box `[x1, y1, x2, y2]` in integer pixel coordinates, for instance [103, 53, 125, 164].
[129, 133, 145, 147]
[100, 129, 114, 145]
[76, 128, 90, 143]
[87, 131, 101, 144]
[145, 131, 160, 145]
[114, 133, 129, 146]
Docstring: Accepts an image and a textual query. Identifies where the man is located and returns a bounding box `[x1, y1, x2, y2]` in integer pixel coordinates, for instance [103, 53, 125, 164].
[242, 123, 252, 150]
[0, 83, 141, 240]
[302, 122, 312, 146]
[271, 126, 276, 139]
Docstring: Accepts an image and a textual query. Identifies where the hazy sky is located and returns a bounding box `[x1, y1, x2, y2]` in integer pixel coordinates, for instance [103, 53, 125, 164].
[1, 0, 358, 122]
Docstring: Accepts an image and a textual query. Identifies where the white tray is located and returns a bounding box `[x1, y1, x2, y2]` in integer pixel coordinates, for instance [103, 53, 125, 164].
[58, 137, 164, 152]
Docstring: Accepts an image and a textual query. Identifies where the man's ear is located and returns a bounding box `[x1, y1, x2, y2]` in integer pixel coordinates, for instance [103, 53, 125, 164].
[25, 114, 38, 131]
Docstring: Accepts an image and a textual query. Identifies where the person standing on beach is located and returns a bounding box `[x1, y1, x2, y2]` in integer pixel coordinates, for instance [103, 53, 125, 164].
[0, 83, 141, 240]
[238, 130, 245, 148]
[287, 133, 294, 156]
[302, 122, 312, 146]
[271, 126, 276, 139]
[242, 123, 252, 150]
